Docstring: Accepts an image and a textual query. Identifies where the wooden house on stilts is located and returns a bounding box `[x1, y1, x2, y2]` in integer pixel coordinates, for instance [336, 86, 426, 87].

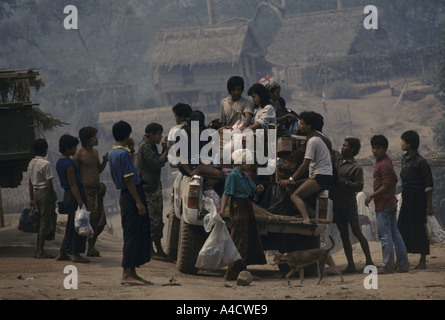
[266, 7, 393, 93]
[145, 23, 271, 112]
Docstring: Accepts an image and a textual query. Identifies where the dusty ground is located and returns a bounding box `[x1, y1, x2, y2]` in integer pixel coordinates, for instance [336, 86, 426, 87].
[1, 213, 444, 302]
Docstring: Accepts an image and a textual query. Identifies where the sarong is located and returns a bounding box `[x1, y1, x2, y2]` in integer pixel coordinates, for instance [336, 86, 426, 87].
[398, 187, 430, 255]
[229, 197, 266, 266]
[119, 186, 151, 268]
[59, 189, 87, 255]
[84, 183, 107, 240]
[34, 187, 57, 240]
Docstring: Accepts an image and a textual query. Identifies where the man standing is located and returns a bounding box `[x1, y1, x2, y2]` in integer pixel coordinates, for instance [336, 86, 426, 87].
[74, 126, 108, 257]
[329, 138, 374, 273]
[137, 123, 170, 260]
[365, 135, 409, 274]
[108, 120, 152, 285]
[28, 139, 58, 259]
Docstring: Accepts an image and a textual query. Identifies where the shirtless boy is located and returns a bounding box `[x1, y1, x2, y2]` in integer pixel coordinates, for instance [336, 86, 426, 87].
[74, 126, 108, 257]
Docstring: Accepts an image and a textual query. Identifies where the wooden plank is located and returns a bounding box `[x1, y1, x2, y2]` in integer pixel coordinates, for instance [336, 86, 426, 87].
[222, 202, 331, 226]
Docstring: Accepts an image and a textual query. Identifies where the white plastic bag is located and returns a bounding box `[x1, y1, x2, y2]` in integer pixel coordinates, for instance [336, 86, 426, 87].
[196, 197, 241, 269]
[425, 215, 445, 244]
[74, 206, 94, 237]
[203, 189, 221, 213]
[361, 224, 373, 242]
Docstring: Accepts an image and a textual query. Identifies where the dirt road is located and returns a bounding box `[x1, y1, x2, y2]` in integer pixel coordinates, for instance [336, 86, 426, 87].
[1, 213, 444, 304]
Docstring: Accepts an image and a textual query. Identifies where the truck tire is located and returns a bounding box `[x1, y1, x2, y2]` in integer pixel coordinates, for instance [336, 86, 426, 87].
[166, 203, 180, 261]
[176, 215, 207, 274]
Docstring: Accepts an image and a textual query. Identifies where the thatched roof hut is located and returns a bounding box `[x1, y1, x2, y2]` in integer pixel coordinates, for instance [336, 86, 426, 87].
[147, 23, 264, 70]
[145, 23, 271, 111]
[267, 7, 391, 67]
[266, 7, 394, 91]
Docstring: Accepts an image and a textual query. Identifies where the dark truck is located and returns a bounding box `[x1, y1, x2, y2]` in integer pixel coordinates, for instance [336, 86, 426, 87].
[165, 129, 332, 275]
[0, 68, 64, 188]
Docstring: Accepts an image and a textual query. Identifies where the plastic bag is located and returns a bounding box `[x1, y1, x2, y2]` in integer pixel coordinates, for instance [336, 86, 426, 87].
[18, 207, 40, 233]
[425, 215, 445, 244]
[361, 224, 373, 242]
[74, 206, 94, 237]
[203, 189, 221, 213]
[196, 197, 241, 269]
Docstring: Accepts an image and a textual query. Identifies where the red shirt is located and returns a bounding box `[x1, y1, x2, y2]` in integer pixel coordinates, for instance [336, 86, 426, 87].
[373, 155, 398, 211]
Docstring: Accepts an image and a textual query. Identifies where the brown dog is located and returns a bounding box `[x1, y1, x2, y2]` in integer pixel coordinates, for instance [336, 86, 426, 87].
[272, 236, 344, 285]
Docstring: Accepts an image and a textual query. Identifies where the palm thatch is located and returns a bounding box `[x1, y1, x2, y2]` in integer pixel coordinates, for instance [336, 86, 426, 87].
[266, 7, 391, 67]
[31, 106, 68, 133]
[145, 23, 263, 71]
[0, 68, 67, 134]
[0, 68, 44, 103]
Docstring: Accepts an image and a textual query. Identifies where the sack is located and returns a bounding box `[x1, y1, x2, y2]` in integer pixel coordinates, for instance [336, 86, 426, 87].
[195, 197, 241, 269]
[74, 206, 94, 237]
[18, 207, 40, 233]
[425, 215, 445, 244]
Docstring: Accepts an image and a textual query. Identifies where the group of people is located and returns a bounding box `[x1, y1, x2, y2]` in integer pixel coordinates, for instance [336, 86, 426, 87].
[275, 113, 434, 274]
[28, 121, 171, 285]
[28, 128, 108, 263]
[332, 131, 434, 275]
[198, 75, 435, 278]
[276, 115, 434, 275]
[27, 74, 435, 286]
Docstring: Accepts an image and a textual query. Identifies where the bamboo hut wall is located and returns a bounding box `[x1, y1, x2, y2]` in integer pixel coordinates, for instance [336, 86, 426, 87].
[282, 46, 438, 92]
[156, 64, 240, 93]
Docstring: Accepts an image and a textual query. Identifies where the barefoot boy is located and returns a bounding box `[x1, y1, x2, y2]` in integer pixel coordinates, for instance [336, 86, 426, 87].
[73, 126, 108, 257]
[108, 120, 152, 285]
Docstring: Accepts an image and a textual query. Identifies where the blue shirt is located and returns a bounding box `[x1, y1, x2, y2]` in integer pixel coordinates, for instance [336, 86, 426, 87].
[223, 167, 257, 199]
[108, 146, 140, 190]
[56, 158, 84, 190]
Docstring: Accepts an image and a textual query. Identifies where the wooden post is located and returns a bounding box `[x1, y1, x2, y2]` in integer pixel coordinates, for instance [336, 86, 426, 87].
[113, 87, 117, 112]
[207, 0, 215, 25]
[337, 0, 342, 9]
[362, 61, 368, 95]
[420, 55, 425, 84]
[347, 104, 352, 135]
[0, 188, 4, 228]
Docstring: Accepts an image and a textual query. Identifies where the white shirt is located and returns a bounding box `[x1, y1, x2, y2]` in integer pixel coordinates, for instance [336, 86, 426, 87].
[220, 96, 254, 127]
[254, 104, 276, 129]
[304, 136, 332, 178]
[28, 156, 54, 189]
